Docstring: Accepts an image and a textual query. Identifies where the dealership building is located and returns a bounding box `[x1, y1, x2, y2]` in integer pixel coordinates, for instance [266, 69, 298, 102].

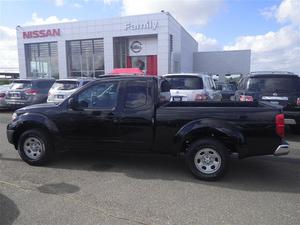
[16, 12, 251, 79]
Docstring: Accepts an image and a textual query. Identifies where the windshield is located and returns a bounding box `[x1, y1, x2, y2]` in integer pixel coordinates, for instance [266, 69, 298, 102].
[248, 77, 300, 93]
[51, 81, 79, 91]
[221, 83, 237, 91]
[165, 76, 204, 90]
[10, 81, 32, 90]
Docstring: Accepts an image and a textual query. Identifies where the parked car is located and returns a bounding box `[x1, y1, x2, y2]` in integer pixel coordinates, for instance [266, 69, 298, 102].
[47, 79, 93, 104]
[216, 82, 237, 101]
[162, 73, 222, 102]
[234, 71, 300, 133]
[0, 84, 12, 108]
[5, 79, 55, 108]
[7, 76, 289, 181]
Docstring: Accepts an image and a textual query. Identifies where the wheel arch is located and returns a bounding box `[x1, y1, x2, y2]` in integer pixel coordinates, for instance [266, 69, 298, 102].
[12, 113, 58, 150]
[174, 119, 245, 154]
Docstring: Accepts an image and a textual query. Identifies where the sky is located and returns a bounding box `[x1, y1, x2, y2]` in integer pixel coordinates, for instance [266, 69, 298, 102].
[0, 0, 299, 73]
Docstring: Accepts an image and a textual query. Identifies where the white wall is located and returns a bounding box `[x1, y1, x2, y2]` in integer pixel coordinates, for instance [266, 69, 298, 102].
[167, 14, 198, 74]
[193, 50, 251, 75]
[17, 12, 171, 78]
[128, 36, 157, 56]
[180, 28, 198, 73]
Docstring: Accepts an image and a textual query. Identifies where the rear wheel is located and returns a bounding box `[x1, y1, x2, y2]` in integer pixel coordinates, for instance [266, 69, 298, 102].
[185, 138, 229, 181]
[291, 125, 300, 134]
[18, 129, 53, 166]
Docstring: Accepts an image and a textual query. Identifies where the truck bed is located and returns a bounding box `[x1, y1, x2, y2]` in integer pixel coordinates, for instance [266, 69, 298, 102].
[165, 101, 279, 108]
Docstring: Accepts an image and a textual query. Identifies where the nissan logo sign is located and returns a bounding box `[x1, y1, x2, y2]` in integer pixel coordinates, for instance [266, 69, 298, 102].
[130, 41, 142, 53]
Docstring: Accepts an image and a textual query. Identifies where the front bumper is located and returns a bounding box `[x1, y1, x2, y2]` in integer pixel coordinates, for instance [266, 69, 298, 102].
[6, 127, 15, 145]
[273, 141, 289, 156]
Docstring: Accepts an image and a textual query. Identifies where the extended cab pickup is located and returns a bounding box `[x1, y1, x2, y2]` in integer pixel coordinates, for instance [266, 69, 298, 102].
[7, 76, 289, 180]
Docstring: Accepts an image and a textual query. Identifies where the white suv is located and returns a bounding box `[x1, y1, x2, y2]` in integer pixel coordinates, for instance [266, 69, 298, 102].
[47, 79, 94, 104]
[162, 73, 222, 102]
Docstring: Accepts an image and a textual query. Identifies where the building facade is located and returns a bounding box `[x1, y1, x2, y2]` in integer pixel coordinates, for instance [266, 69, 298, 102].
[16, 12, 198, 79]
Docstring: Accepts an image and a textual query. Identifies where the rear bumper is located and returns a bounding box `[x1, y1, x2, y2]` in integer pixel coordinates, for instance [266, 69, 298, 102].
[273, 140, 289, 156]
[284, 111, 300, 125]
[47, 99, 64, 104]
[5, 98, 41, 107]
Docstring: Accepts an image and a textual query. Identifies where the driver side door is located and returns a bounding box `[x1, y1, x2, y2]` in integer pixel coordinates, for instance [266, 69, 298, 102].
[56, 81, 121, 151]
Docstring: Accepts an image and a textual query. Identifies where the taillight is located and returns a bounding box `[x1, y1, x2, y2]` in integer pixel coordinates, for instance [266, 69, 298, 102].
[240, 95, 253, 102]
[0, 93, 5, 98]
[25, 89, 38, 95]
[276, 114, 285, 138]
[297, 97, 300, 106]
[195, 94, 208, 101]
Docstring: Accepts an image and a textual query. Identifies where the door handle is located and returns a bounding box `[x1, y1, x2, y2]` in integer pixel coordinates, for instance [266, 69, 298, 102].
[107, 112, 115, 118]
[107, 112, 118, 123]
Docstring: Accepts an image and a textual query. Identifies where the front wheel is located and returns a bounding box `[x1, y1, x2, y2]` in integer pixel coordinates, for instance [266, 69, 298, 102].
[18, 129, 53, 166]
[185, 138, 229, 181]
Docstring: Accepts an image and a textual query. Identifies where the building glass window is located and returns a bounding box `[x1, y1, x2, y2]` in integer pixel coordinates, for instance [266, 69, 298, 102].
[113, 37, 128, 68]
[25, 42, 58, 79]
[67, 39, 105, 78]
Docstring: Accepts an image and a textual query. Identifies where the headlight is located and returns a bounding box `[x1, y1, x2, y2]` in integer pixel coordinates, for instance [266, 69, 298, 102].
[11, 112, 18, 121]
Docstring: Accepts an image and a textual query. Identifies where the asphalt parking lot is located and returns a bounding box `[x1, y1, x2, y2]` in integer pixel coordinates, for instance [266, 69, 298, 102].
[0, 111, 300, 225]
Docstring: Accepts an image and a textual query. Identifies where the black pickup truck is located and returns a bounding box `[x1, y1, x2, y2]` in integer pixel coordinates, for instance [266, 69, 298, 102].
[7, 76, 289, 180]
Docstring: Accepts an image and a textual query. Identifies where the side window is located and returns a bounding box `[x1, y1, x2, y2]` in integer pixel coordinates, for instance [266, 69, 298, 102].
[77, 81, 119, 109]
[210, 78, 217, 90]
[82, 81, 90, 86]
[124, 80, 150, 109]
[205, 77, 212, 89]
[237, 78, 245, 90]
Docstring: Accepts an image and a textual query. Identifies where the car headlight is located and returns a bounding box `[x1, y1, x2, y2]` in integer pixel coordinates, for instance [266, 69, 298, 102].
[11, 112, 18, 121]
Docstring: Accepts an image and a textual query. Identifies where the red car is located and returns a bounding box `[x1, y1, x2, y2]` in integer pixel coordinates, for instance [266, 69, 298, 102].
[110, 68, 144, 75]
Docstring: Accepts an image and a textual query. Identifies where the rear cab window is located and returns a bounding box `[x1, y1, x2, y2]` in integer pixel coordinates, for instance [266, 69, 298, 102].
[165, 76, 203, 90]
[51, 81, 80, 91]
[124, 80, 153, 110]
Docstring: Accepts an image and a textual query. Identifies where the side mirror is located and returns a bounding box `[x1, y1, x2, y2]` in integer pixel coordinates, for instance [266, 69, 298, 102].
[68, 97, 78, 110]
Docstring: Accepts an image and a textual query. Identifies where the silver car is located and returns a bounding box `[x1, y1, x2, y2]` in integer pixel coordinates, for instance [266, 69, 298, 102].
[5, 79, 55, 108]
[162, 73, 222, 102]
[0, 84, 12, 108]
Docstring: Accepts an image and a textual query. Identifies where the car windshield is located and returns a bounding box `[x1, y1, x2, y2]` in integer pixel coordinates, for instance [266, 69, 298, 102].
[248, 77, 300, 93]
[165, 76, 204, 90]
[221, 83, 237, 91]
[51, 81, 79, 90]
[10, 81, 32, 90]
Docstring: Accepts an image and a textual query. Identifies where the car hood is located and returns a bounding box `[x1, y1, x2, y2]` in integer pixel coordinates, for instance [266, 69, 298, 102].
[16, 103, 59, 114]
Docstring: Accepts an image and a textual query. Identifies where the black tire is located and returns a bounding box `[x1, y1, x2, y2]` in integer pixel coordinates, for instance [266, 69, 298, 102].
[18, 129, 53, 166]
[291, 125, 300, 134]
[185, 138, 229, 181]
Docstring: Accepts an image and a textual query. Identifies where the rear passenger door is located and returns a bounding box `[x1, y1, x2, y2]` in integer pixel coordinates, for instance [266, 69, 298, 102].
[119, 79, 155, 151]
